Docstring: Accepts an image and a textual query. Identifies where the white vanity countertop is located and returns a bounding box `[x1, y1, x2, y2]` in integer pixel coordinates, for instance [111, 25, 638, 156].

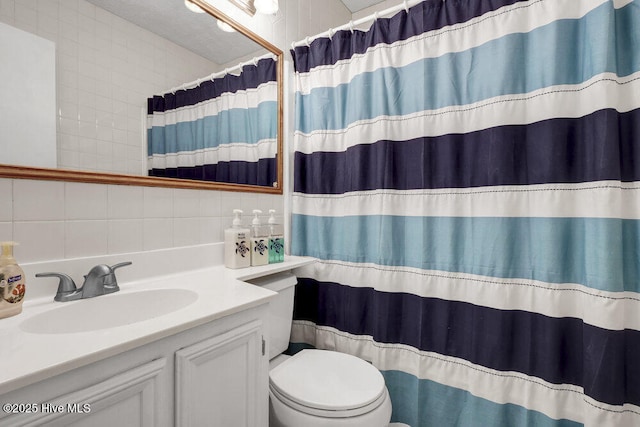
[0, 254, 315, 395]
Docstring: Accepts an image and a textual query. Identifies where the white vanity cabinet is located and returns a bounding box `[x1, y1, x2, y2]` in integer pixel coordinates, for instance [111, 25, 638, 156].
[0, 305, 269, 427]
[175, 318, 264, 426]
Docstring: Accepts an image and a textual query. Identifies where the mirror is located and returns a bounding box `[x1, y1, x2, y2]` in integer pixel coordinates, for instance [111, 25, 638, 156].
[0, 0, 283, 193]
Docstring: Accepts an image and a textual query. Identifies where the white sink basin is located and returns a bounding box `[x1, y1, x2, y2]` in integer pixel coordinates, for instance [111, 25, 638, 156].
[20, 289, 199, 334]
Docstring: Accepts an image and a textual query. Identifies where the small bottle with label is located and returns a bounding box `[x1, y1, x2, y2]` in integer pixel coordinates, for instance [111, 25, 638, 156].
[224, 210, 251, 269]
[0, 241, 26, 319]
[268, 210, 284, 264]
[250, 210, 269, 266]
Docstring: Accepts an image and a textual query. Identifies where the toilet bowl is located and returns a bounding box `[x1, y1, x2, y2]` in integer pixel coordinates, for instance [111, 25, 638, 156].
[268, 349, 392, 427]
[246, 273, 392, 427]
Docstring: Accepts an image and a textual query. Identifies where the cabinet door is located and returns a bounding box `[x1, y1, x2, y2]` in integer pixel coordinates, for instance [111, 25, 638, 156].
[175, 320, 265, 427]
[3, 358, 167, 427]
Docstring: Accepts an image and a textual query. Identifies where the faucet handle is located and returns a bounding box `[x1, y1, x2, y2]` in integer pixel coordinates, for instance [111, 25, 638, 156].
[111, 261, 132, 272]
[35, 272, 78, 302]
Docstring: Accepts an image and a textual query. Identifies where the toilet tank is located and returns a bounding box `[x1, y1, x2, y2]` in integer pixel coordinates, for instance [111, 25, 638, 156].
[246, 272, 297, 360]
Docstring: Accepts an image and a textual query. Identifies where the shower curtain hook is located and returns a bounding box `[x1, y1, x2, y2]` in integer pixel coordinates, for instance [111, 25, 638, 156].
[305, 36, 311, 47]
[374, 11, 379, 21]
[349, 20, 354, 33]
[253, 57, 258, 66]
[328, 28, 334, 40]
[404, 0, 409, 12]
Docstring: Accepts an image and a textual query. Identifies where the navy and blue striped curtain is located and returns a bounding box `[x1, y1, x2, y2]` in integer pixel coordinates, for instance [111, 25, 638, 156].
[147, 57, 277, 186]
[291, 1, 640, 426]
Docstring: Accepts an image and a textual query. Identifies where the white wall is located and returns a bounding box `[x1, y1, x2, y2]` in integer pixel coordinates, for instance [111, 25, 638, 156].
[0, 0, 352, 264]
[352, 0, 404, 20]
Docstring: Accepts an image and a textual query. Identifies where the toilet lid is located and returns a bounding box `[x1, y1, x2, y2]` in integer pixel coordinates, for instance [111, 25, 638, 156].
[269, 349, 386, 413]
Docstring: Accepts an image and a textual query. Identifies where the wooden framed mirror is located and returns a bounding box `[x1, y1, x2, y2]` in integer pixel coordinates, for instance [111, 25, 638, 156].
[0, 0, 283, 194]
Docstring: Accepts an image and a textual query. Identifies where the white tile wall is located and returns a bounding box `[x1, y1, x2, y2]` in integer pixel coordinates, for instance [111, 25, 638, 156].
[65, 182, 108, 220]
[143, 218, 173, 251]
[107, 219, 143, 255]
[107, 185, 143, 219]
[0, 179, 12, 222]
[0, 178, 284, 263]
[13, 180, 65, 221]
[351, 0, 402, 21]
[13, 220, 65, 262]
[64, 219, 109, 258]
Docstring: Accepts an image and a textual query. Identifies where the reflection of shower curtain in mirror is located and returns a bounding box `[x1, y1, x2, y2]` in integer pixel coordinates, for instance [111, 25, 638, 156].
[146, 57, 277, 186]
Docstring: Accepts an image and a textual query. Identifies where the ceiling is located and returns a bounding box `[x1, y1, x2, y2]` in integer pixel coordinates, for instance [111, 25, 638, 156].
[86, 0, 389, 65]
[86, 0, 266, 65]
[340, 0, 388, 12]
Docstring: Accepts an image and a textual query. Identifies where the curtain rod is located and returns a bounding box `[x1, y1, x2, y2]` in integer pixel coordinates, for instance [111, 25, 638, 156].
[291, 0, 424, 49]
[163, 51, 277, 95]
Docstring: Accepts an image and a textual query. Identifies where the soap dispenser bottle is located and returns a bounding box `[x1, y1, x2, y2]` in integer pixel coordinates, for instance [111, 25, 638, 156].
[250, 210, 269, 266]
[0, 241, 26, 319]
[224, 209, 251, 269]
[268, 210, 284, 263]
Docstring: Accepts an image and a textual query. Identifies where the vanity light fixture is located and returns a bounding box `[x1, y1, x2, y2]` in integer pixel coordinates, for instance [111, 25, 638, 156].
[254, 0, 279, 14]
[184, 0, 205, 13]
[228, 0, 256, 16]
[224, 0, 278, 17]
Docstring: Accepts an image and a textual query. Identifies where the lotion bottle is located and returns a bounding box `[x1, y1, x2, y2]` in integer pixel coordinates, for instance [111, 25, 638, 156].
[0, 241, 26, 319]
[268, 210, 284, 263]
[250, 210, 269, 266]
[224, 210, 251, 269]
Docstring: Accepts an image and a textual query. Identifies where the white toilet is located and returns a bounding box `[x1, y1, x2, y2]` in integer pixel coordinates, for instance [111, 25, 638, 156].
[249, 273, 392, 427]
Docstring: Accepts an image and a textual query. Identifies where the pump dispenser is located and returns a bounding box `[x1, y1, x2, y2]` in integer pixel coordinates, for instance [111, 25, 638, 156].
[224, 209, 251, 269]
[250, 210, 269, 266]
[268, 210, 284, 263]
[0, 241, 26, 319]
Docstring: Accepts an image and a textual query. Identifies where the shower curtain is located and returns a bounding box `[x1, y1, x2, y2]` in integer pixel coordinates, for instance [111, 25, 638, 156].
[291, 1, 640, 426]
[147, 57, 277, 186]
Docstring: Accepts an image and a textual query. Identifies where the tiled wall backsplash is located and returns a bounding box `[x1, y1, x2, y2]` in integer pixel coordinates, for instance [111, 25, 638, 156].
[0, 178, 284, 263]
[0, 0, 218, 175]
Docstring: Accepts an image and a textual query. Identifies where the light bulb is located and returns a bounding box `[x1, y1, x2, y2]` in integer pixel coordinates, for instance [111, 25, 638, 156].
[184, 0, 205, 13]
[217, 19, 236, 33]
[254, 0, 278, 15]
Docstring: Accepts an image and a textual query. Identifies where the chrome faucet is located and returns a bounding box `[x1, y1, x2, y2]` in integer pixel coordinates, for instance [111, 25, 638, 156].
[36, 262, 132, 302]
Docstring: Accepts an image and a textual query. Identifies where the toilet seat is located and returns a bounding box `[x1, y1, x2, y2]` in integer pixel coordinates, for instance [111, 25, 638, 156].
[269, 349, 387, 418]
